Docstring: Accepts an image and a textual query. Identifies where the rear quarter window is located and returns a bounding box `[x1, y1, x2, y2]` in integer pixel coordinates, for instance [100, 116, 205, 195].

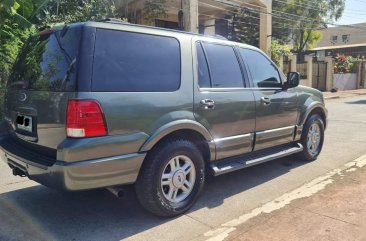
[92, 29, 181, 92]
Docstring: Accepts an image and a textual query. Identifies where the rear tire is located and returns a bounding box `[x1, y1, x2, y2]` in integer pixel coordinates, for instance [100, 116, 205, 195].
[135, 139, 205, 217]
[297, 114, 325, 162]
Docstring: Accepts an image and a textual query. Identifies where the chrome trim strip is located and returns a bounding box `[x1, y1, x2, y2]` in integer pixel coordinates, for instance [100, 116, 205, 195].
[256, 126, 295, 134]
[199, 87, 282, 92]
[56, 153, 146, 167]
[214, 133, 252, 143]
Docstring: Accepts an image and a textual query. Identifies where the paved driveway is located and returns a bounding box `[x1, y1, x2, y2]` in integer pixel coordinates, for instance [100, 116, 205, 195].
[0, 95, 366, 241]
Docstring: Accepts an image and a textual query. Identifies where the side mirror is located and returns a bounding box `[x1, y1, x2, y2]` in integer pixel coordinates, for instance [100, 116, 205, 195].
[285, 72, 300, 89]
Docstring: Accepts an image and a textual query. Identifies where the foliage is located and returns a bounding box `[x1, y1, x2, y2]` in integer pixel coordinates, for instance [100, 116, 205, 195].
[0, 1, 37, 88]
[0, 0, 120, 86]
[293, 30, 323, 52]
[334, 54, 359, 74]
[270, 40, 291, 66]
[272, 0, 345, 53]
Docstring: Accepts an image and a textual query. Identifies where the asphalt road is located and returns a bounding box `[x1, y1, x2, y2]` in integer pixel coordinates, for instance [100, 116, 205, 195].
[0, 95, 366, 241]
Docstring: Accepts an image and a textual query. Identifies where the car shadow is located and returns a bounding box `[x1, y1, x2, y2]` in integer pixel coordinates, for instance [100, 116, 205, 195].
[345, 99, 366, 105]
[0, 156, 308, 241]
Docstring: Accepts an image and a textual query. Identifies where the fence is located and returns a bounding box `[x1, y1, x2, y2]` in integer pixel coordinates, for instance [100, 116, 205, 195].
[357, 61, 366, 88]
[296, 62, 308, 79]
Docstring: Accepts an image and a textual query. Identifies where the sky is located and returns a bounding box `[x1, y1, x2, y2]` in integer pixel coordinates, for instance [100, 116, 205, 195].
[335, 0, 366, 25]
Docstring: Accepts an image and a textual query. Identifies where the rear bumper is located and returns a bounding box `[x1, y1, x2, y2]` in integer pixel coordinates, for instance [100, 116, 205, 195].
[0, 134, 146, 191]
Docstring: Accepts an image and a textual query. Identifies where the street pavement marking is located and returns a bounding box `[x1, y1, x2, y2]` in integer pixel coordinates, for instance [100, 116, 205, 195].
[203, 154, 366, 241]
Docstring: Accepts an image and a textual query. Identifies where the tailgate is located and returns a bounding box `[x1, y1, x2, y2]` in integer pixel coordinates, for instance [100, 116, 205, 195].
[4, 25, 81, 149]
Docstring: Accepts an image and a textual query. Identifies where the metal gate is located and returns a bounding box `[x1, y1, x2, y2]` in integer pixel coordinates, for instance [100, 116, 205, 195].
[312, 61, 327, 91]
[360, 61, 366, 88]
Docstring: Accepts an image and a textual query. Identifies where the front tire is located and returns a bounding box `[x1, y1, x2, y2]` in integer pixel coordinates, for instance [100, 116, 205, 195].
[297, 114, 325, 162]
[135, 139, 205, 217]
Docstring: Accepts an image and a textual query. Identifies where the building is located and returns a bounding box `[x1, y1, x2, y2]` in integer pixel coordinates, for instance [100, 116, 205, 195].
[317, 23, 366, 47]
[115, 0, 272, 53]
[312, 23, 366, 59]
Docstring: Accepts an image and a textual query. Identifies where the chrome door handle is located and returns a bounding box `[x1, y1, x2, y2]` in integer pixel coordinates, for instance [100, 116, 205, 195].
[261, 97, 271, 105]
[200, 99, 215, 109]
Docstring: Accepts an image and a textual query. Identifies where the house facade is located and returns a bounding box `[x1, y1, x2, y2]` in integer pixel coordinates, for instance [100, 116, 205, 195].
[312, 23, 366, 59]
[317, 23, 366, 48]
[115, 0, 272, 54]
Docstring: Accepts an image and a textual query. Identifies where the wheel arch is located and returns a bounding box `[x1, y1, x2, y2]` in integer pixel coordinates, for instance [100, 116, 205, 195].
[299, 102, 328, 129]
[139, 120, 215, 162]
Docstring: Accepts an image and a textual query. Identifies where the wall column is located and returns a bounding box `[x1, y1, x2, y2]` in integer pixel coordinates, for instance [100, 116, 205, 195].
[305, 55, 313, 87]
[259, 6, 272, 55]
[325, 57, 334, 91]
[290, 54, 297, 72]
[204, 19, 215, 35]
[182, 0, 198, 33]
[278, 55, 284, 72]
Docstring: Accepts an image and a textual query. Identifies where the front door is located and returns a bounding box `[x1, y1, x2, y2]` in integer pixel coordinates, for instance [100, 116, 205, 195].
[239, 48, 299, 151]
[193, 40, 256, 160]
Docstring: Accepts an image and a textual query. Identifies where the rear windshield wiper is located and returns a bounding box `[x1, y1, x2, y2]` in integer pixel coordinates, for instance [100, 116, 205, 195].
[9, 80, 28, 88]
[54, 25, 72, 64]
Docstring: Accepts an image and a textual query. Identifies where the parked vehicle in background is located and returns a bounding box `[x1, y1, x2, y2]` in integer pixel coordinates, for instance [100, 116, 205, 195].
[0, 19, 327, 217]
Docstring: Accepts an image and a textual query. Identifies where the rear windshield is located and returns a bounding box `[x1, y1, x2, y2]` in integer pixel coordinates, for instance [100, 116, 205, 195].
[8, 26, 81, 91]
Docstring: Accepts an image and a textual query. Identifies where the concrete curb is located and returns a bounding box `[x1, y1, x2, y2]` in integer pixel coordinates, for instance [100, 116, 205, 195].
[324, 91, 366, 100]
[324, 96, 340, 100]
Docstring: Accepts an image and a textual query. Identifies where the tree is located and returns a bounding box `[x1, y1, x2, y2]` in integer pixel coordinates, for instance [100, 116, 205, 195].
[271, 39, 291, 66]
[34, 0, 119, 25]
[227, 9, 260, 47]
[272, 0, 345, 53]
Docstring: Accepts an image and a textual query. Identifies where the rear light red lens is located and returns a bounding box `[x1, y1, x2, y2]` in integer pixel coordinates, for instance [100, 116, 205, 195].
[66, 100, 107, 138]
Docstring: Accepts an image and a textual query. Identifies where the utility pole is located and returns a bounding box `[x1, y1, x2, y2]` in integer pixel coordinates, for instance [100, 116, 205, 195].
[182, 0, 198, 33]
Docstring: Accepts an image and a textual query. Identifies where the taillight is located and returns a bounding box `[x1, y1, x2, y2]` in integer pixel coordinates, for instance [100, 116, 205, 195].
[66, 100, 107, 138]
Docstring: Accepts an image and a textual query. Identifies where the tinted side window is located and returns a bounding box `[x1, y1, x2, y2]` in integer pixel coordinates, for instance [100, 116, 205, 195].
[239, 48, 281, 88]
[203, 43, 244, 88]
[92, 29, 181, 92]
[196, 42, 211, 88]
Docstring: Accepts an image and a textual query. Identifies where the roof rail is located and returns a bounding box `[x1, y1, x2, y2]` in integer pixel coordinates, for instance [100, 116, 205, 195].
[97, 18, 129, 24]
[214, 34, 228, 40]
[93, 20, 231, 41]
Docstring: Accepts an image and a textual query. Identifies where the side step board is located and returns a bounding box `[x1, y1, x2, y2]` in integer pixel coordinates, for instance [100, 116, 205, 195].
[211, 143, 303, 176]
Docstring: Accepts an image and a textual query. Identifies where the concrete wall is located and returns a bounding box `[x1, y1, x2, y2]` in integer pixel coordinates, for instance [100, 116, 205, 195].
[333, 74, 358, 91]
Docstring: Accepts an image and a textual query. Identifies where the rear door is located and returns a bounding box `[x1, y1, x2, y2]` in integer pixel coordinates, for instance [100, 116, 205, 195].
[193, 39, 256, 160]
[238, 48, 299, 151]
[4, 25, 82, 149]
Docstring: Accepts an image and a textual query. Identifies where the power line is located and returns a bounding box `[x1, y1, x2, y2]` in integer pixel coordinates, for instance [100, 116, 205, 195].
[133, 0, 366, 32]
[198, 2, 318, 30]
[273, 0, 327, 12]
[217, 0, 366, 31]
[200, 1, 324, 29]
[218, 0, 329, 25]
